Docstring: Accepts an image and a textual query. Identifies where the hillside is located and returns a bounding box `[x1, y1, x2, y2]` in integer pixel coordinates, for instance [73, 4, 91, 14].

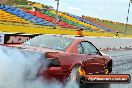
[0, 0, 28, 5]
[84, 16, 132, 34]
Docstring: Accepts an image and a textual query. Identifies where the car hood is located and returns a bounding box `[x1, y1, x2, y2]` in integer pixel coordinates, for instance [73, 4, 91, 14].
[6, 44, 63, 53]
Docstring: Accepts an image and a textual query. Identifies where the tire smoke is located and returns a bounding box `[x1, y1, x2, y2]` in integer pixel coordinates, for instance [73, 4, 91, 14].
[0, 46, 79, 88]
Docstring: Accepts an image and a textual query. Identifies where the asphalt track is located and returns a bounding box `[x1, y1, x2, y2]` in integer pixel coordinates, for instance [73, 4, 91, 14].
[81, 49, 132, 88]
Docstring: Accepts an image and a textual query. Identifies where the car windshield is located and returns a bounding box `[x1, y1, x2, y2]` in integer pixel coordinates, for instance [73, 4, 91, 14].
[23, 35, 73, 51]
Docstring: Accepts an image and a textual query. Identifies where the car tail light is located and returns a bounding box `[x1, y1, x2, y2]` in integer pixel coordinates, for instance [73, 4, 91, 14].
[45, 52, 61, 67]
[47, 59, 61, 67]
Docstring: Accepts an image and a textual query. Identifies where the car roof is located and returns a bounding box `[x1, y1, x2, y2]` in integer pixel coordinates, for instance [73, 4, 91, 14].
[41, 34, 86, 41]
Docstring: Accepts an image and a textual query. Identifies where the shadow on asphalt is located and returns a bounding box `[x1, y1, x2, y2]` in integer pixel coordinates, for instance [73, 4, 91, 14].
[80, 83, 110, 88]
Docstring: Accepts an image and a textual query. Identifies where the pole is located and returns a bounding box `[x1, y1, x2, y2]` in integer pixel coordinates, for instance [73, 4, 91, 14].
[54, 0, 59, 29]
[125, 0, 131, 34]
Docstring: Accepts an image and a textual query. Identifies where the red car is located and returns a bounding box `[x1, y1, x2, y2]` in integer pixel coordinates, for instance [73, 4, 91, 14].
[7, 35, 112, 84]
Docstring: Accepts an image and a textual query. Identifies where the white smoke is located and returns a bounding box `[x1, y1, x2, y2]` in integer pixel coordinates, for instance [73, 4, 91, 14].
[65, 67, 80, 88]
[0, 46, 79, 88]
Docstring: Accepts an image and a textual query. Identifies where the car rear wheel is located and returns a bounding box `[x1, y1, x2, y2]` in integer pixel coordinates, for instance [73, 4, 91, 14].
[69, 66, 86, 86]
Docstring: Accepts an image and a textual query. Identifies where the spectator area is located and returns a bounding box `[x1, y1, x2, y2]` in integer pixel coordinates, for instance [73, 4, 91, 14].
[0, 4, 54, 26]
[0, 10, 29, 24]
[1, 3, 131, 34]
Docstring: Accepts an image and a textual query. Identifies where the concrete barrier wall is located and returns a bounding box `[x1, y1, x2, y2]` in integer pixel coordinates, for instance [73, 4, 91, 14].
[84, 36, 132, 50]
[1, 32, 132, 50]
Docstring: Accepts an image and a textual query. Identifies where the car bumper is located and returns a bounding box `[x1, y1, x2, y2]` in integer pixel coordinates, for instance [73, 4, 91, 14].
[40, 67, 68, 81]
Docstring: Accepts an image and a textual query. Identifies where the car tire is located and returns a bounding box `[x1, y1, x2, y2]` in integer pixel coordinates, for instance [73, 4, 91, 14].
[108, 60, 112, 73]
[69, 66, 86, 87]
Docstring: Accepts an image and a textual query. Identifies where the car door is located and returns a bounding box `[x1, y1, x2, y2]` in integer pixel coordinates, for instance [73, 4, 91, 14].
[80, 41, 106, 73]
[80, 41, 104, 60]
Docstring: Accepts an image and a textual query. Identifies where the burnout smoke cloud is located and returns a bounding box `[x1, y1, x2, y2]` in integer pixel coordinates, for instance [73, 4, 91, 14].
[0, 46, 79, 88]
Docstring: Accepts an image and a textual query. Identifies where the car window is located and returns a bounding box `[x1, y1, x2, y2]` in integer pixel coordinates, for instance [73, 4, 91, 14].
[78, 44, 84, 54]
[81, 42, 98, 54]
[23, 35, 73, 51]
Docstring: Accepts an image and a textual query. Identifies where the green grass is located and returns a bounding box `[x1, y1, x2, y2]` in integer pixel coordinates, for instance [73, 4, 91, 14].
[86, 16, 132, 35]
